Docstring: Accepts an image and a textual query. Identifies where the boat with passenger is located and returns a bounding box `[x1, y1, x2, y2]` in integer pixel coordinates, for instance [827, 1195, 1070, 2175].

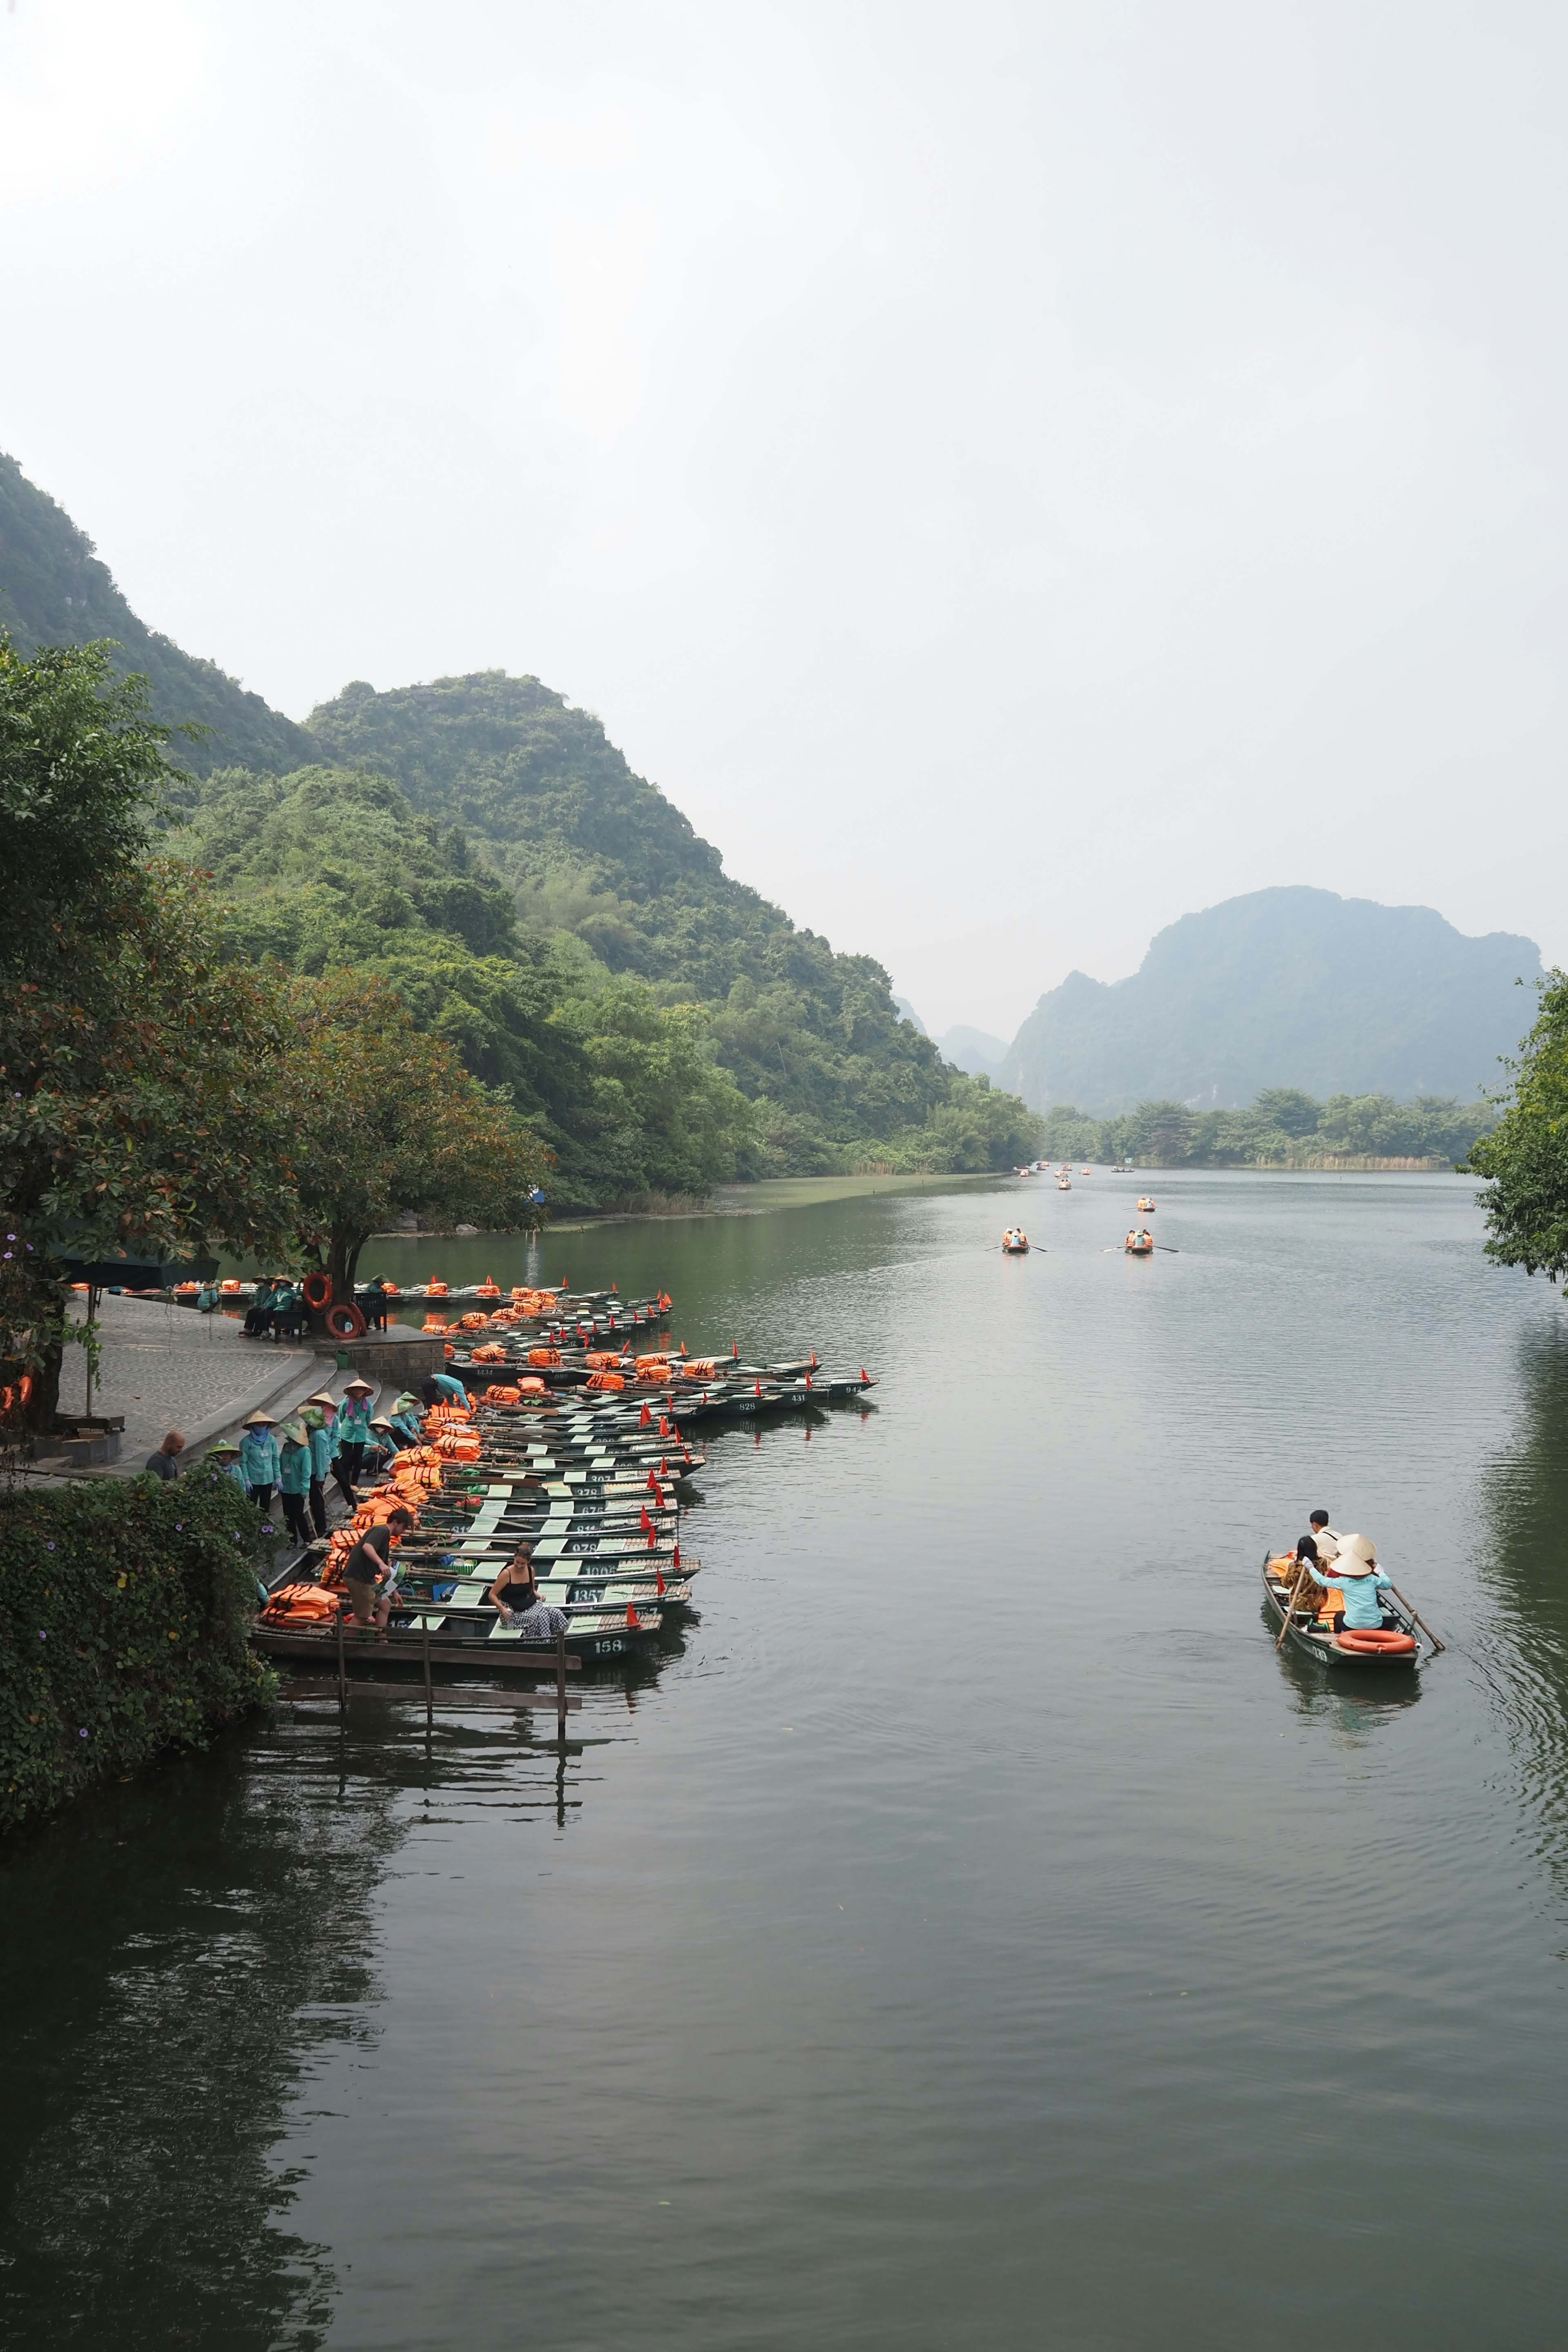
[1125, 1228, 1154, 1255]
[1260, 1552, 1432, 1667]
[1002, 1229, 1030, 1254]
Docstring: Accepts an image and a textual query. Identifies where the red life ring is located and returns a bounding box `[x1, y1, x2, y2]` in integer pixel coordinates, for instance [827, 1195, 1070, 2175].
[301, 1271, 332, 1310]
[1335, 1627, 1417, 1655]
[324, 1301, 366, 1339]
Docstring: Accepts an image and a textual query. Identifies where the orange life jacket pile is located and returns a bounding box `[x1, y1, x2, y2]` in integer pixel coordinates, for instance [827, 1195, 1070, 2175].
[527, 1347, 562, 1367]
[586, 1370, 626, 1391]
[261, 1581, 343, 1626]
[470, 1341, 509, 1363]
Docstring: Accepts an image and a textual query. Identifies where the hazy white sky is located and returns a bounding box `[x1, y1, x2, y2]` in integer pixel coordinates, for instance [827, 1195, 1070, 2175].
[3, 1, 1566, 1038]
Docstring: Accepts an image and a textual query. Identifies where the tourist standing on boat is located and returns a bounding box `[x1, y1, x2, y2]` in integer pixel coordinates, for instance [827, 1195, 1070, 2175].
[343, 1506, 414, 1632]
[488, 1546, 569, 1639]
[1303, 1533, 1396, 1631]
[1294, 1510, 1341, 1568]
[239, 1411, 280, 1511]
[276, 1420, 314, 1546]
[302, 1392, 338, 1536]
[332, 1378, 375, 1501]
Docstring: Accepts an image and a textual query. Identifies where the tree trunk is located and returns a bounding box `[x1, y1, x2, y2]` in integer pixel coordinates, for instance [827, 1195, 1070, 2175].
[327, 1228, 371, 1306]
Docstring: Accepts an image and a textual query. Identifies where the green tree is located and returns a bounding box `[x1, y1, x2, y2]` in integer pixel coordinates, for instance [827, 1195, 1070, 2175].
[0, 640, 299, 1428]
[282, 971, 552, 1299]
[1468, 975, 1568, 1283]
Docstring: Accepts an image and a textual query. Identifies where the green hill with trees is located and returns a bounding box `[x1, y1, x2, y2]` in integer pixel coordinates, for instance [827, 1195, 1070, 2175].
[1, 449, 1042, 1210]
[0, 453, 315, 776]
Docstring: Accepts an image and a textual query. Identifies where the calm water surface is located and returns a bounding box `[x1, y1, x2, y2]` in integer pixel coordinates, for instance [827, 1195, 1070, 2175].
[5, 1171, 1568, 2349]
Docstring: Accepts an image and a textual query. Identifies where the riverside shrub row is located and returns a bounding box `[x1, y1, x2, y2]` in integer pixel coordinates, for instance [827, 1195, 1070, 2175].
[0, 1468, 277, 1832]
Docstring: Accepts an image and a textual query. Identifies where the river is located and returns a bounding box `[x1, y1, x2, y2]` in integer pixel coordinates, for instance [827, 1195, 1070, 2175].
[4, 1170, 1568, 2349]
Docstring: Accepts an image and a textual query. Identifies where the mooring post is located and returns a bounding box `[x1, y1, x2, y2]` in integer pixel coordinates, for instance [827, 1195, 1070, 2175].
[555, 1625, 567, 1746]
[423, 1619, 433, 1735]
[336, 1604, 346, 1710]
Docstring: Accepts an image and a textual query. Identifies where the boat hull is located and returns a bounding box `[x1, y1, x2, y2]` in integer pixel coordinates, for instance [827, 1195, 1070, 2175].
[1259, 1561, 1421, 1668]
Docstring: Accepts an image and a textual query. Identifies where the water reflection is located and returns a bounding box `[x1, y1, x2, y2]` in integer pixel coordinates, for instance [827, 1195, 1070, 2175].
[0, 1732, 407, 2350]
[1471, 1325, 1568, 1865]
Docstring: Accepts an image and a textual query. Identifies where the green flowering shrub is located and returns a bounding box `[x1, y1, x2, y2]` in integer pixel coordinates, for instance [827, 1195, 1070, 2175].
[0, 1465, 277, 1832]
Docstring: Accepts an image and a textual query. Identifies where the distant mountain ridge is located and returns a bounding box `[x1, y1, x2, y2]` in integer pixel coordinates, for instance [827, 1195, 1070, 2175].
[999, 887, 1541, 1113]
[0, 452, 316, 775]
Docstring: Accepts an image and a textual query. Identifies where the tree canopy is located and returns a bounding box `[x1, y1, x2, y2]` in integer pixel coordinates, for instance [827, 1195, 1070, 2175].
[1468, 975, 1568, 1283]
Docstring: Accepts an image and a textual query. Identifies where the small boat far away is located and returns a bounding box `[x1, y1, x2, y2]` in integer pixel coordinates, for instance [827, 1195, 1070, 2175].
[1002, 1229, 1030, 1254]
[1136, 1196, 1156, 1213]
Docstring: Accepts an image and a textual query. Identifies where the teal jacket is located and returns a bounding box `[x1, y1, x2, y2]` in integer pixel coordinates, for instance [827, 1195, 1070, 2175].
[431, 1372, 468, 1406]
[240, 1430, 279, 1486]
[333, 1397, 373, 1446]
[1307, 1561, 1394, 1630]
[307, 1421, 336, 1479]
[278, 1439, 312, 1497]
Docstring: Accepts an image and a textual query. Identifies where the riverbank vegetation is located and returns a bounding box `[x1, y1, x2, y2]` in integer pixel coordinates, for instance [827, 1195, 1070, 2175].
[1468, 974, 1568, 1282]
[0, 1469, 276, 1831]
[0, 636, 546, 1434]
[1038, 1088, 1494, 1169]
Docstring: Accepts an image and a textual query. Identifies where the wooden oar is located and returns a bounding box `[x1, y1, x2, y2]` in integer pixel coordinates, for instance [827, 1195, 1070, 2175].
[1274, 1559, 1311, 1650]
[1386, 1583, 1446, 1655]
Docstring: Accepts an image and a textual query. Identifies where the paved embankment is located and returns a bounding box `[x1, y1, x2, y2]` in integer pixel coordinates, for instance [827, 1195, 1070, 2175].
[52, 1295, 321, 1477]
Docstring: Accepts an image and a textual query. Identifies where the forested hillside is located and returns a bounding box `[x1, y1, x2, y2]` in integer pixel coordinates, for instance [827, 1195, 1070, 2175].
[0, 452, 315, 775]
[2, 450, 1040, 1210]
[164, 757, 1039, 1208]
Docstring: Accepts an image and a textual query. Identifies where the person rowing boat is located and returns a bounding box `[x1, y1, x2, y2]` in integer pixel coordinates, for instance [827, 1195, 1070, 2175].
[1301, 1532, 1397, 1639]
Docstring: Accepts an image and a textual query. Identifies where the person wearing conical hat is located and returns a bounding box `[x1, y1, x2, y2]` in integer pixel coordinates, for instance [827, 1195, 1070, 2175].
[1302, 1532, 1396, 1637]
[301, 1392, 338, 1536]
[332, 1379, 375, 1503]
[276, 1418, 314, 1546]
[239, 1412, 280, 1510]
[389, 1390, 423, 1448]
[205, 1438, 247, 1490]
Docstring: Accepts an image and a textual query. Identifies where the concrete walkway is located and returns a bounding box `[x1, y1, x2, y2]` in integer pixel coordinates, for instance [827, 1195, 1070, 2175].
[56, 1296, 324, 1477]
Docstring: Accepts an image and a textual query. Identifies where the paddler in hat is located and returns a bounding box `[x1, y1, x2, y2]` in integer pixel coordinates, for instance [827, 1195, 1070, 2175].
[301, 1392, 338, 1536]
[1302, 1532, 1396, 1636]
[332, 1378, 375, 1501]
[239, 1412, 280, 1511]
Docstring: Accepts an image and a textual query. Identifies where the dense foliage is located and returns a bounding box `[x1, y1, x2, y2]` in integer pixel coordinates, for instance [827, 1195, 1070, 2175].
[0, 640, 301, 1422]
[0, 450, 315, 775]
[0, 641, 549, 1431]
[1038, 1089, 1494, 1169]
[167, 730, 1043, 1198]
[283, 970, 551, 1295]
[0, 1468, 276, 1832]
[1468, 975, 1568, 1283]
